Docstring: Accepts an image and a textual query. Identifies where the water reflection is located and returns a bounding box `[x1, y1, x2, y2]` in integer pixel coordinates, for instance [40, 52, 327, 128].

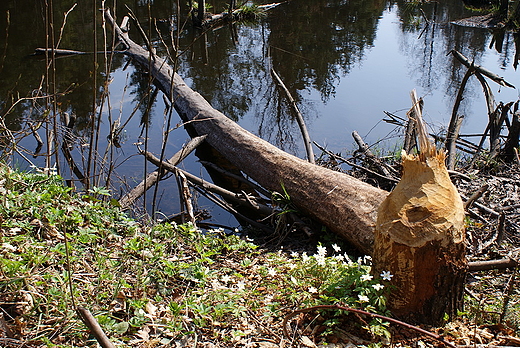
[0, 0, 518, 220]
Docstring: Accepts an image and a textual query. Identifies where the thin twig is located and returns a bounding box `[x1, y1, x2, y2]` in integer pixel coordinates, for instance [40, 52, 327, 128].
[271, 68, 314, 164]
[77, 307, 116, 348]
[282, 304, 457, 348]
[463, 184, 489, 210]
[314, 142, 399, 184]
[56, 4, 77, 49]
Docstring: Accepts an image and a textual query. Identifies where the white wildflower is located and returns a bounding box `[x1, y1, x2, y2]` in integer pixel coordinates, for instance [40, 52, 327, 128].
[268, 268, 277, 276]
[315, 254, 326, 266]
[317, 245, 327, 257]
[361, 274, 373, 282]
[372, 284, 384, 291]
[358, 294, 369, 303]
[308, 286, 318, 293]
[332, 243, 341, 253]
[380, 271, 393, 281]
[344, 254, 354, 265]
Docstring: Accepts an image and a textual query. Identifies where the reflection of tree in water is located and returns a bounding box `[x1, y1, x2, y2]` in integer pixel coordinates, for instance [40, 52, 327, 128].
[393, 0, 514, 122]
[0, 0, 123, 134]
[178, 0, 389, 152]
[267, 0, 387, 103]
[176, 24, 268, 122]
[255, 72, 299, 155]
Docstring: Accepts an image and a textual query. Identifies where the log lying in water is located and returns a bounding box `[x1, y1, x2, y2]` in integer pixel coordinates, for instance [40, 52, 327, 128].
[105, 9, 388, 255]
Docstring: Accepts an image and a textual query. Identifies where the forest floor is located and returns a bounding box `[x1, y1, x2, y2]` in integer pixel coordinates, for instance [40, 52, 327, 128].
[0, 157, 520, 348]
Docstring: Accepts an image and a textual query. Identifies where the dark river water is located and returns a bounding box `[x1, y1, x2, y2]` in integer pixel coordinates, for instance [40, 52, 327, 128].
[0, 0, 518, 226]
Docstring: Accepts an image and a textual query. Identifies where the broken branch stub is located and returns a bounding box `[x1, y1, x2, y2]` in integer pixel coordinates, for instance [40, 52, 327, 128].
[373, 90, 467, 325]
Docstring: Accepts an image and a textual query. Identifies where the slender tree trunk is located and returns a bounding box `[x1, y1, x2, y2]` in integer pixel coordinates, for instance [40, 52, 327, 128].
[198, 0, 205, 22]
[228, 0, 236, 14]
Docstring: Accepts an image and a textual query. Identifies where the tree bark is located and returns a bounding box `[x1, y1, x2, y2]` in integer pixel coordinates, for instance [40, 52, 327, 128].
[373, 91, 467, 325]
[105, 9, 388, 255]
[197, 0, 205, 22]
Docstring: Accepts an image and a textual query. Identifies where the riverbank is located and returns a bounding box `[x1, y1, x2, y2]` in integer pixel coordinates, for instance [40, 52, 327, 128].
[1, 161, 519, 347]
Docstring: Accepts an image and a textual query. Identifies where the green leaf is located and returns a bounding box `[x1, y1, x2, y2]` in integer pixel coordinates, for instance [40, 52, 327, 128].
[112, 321, 129, 334]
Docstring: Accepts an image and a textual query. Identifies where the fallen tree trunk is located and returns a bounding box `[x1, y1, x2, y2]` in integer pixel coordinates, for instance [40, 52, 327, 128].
[105, 9, 388, 255]
[198, 3, 283, 27]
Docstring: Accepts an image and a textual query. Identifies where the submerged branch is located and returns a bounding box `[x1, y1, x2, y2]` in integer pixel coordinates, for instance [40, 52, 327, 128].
[450, 50, 515, 88]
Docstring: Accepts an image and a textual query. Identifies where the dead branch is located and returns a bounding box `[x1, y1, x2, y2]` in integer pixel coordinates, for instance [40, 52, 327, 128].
[271, 68, 314, 164]
[142, 150, 274, 216]
[461, 193, 500, 217]
[352, 130, 396, 178]
[77, 307, 116, 348]
[199, 160, 271, 198]
[314, 141, 399, 184]
[468, 258, 518, 271]
[119, 135, 207, 209]
[191, 184, 274, 233]
[464, 184, 489, 210]
[450, 50, 515, 88]
[177, 170, 196, 226]
[446, 67, 472, 170]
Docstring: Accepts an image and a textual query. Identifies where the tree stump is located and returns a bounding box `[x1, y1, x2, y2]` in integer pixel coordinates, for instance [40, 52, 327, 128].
[373, 90, 467, 325]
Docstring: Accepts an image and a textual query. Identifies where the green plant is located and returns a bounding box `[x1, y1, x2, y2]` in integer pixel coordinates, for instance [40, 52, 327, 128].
[0, 165, 395, 346]
[238, 4, 267, 19]
[272, 181, 297, 215]
[189, 1, 212, 12]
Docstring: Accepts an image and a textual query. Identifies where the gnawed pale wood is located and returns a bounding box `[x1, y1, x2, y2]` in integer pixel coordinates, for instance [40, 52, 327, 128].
[373, 90, 467, 325]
